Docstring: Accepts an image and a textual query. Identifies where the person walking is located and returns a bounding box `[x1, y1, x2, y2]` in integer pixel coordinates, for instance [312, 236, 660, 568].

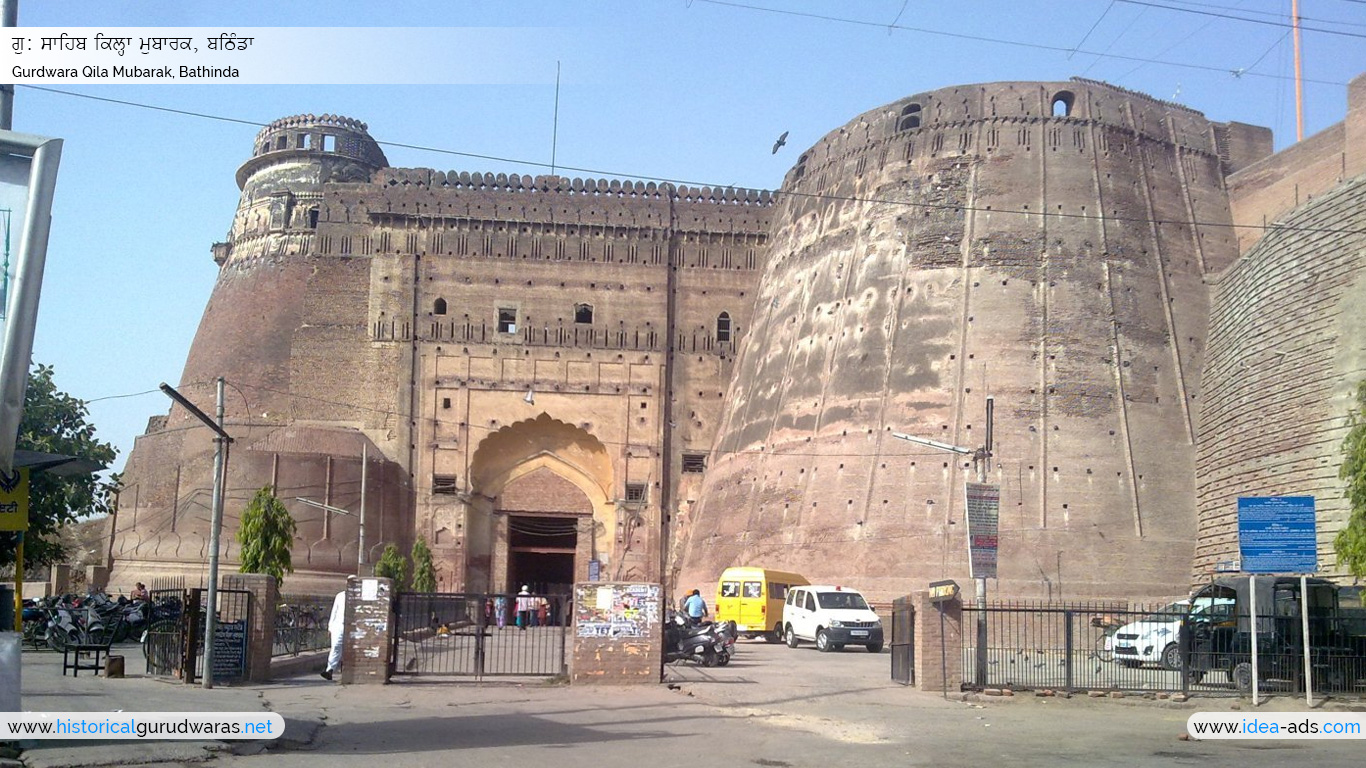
[683, 588, 708, 626]
[494, 594, 508, 630]
[322, 589, 346, 681]
[516, 586, 534, 630]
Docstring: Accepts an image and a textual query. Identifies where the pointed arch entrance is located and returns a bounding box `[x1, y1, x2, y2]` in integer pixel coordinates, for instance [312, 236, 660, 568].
[467, 413, 614, 594]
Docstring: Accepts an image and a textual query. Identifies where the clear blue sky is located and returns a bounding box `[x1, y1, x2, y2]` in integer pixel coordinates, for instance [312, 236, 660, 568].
[14, 0, 1366, 473]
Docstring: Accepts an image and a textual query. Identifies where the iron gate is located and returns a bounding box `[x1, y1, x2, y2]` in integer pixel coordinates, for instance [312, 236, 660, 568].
[890, 596, 914, 685]
[391, 592, 568, 680]
[141, 585, 252, 684]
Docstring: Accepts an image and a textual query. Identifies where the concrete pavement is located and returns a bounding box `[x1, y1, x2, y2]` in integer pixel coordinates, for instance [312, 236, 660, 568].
[9, 641, 1366, 768]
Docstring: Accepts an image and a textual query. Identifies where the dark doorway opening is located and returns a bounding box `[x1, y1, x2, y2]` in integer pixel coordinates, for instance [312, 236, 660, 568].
[507, 515, 579, 597]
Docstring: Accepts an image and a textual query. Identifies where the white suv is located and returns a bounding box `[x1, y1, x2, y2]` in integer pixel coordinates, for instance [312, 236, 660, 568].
[782, 585, 884, 653]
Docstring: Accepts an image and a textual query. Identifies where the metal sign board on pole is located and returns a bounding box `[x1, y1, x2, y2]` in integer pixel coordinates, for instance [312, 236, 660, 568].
[964, 483, 1000, 579]
[1237, 496, 1317, 707]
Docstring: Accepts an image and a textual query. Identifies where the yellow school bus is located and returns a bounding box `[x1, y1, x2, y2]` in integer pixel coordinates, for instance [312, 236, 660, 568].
[715, 567, 809, 641]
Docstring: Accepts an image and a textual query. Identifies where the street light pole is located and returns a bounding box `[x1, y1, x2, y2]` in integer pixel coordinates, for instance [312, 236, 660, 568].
[891, 395, 995, 688]
[159, 379, 232, 689]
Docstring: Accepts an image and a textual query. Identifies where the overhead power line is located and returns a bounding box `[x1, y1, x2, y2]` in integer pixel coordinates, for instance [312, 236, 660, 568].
[1115, 0, 1366, 37]
[20, 84, 1366, 239]
[688, 0, 1351, 86]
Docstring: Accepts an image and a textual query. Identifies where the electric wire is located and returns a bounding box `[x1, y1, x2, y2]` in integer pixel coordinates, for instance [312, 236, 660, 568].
[1115, 0, 1366, 37]
[687, 0, 1351, 85]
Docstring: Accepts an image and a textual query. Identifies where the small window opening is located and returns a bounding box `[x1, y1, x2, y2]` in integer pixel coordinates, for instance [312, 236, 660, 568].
[295, 133, 306, 148]
[307, 208, 319, 228]
[432, 474, 458, 494]
[575, 303, 594, 324]
[434, 298, 448, 315]
[625, 484, 647, 503]
[441, 397, 451, 409]
[682, 453, 707, 474]
[497, 307, 517, 334]
[275, 136, 288, 150]
[716, 312, 733, 343]
[898, 103, 922, 131]
[322, 134, 336, 152]
[1052, 91, 1074, 118]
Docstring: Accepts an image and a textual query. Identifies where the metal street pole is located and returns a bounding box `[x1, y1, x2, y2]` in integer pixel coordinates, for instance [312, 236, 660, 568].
[159, 380, 232, 689]
[0, 0, 16, 130]
[359, 442, 367, 571]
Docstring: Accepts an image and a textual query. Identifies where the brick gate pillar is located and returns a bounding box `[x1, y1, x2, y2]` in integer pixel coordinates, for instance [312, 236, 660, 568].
[913, 591, 963, 694]
[341, 576, 394, 684]
[570, 582, 662, 684]
[223, 573, 278, 683]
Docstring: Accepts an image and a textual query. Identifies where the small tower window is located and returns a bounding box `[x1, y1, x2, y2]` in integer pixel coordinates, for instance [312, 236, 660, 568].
[497, 307, 517, 334]
[1052, 91, 1074, 118]
[307, 207, 319, 228]
[275, 136, 288, 150]
[575, 303, 594, 324]
[434, 298, 448, 315]
[682, 453, 707, 474]
[625, 484, 647, 503]
[898, 103, 922, 131]
[322, 134, 336, 152]
[716, 312, 733, 343]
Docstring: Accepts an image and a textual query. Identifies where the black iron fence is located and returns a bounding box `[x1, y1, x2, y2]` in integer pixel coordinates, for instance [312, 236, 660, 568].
[961, 601, 1366, 696]
[141, 583, 251, 684]
[391, 592, 569, 679]
[273, 594, 332, 657]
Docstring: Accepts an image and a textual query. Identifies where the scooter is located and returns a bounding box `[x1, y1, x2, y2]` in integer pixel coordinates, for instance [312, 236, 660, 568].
[664, 613, 731, 667]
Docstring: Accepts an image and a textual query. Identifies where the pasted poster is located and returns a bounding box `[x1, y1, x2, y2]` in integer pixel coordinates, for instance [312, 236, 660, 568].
[575, 583, 660, 638]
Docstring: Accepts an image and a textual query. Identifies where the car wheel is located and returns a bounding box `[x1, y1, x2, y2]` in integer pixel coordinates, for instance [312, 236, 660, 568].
[866, 642, 883, 653]
[816, 629, 832, 653]
[1232, 662, 1254, 693]
[1161, 643, 1181, 671]
[785, 625, 799, 649]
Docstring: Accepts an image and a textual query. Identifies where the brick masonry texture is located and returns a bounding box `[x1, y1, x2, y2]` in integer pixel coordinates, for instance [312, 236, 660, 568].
[111, 76, 1366, 603]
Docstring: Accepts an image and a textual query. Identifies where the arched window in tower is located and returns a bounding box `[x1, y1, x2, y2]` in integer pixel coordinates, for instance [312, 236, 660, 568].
[793, 153, 809, 181]
[575, 303, 594, 324]
[716, 312, 733, 343]
[897, 103, 922, 131]
[307, 207, 319, 228]
[434, 298, 447, 316]
[1052, 91, 1074, 118]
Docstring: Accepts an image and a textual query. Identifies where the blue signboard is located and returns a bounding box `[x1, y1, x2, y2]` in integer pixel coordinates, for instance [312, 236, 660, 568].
[1238, 496, 1317, 574]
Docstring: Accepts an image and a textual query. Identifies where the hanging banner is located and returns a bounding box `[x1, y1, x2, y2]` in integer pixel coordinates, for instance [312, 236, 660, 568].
[0, 467, 29, 531]
[964, 482, 999, 579]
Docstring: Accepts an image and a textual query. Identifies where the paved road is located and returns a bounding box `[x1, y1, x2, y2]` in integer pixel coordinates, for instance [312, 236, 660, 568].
[14, 639, 1366, 768]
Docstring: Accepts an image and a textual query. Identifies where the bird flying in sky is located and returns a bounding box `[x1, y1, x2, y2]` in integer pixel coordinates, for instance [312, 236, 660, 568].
[771, 131, 789, 154]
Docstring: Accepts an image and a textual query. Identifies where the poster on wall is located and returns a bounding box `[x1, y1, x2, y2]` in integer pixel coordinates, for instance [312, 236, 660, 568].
[575, 583, 660, 638]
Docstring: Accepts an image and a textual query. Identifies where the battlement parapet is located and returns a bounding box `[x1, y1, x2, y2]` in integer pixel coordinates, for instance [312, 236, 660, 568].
[376, 169, 775, 207]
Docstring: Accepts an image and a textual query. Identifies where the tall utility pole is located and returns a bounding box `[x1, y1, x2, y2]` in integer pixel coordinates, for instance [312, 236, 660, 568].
[0, 0, 16, 130]
[359, 442, 367, 570]
[1292, 0, 1304, 141]
[891, 396, 995, 687]
[159, 379, 232, 689]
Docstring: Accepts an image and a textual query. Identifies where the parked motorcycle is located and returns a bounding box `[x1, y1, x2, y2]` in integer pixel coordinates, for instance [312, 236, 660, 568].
[665, 612, 733, 667]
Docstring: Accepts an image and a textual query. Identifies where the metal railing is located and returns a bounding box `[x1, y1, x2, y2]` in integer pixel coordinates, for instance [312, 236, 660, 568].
[391, 592, 569, 679]
[273, 595, 331, 657]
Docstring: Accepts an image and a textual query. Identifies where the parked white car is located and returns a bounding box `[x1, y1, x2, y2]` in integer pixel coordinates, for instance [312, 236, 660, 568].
[1111, 597, 1234, 669]
[782, 585, 884, 653]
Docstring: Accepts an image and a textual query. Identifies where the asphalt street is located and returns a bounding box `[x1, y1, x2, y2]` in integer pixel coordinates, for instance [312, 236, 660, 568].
[10, 639, 1366, 767]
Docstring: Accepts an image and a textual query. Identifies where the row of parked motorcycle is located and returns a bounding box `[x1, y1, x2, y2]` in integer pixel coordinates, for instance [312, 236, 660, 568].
[665, 611, 738, 667]
[20, 593, 177, 651]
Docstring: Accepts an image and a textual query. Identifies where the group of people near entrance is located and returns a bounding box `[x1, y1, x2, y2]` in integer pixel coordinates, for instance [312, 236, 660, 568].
[486, 586, 556, 629]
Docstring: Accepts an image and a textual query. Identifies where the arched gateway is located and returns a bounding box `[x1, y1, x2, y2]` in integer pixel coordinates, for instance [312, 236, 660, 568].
[463, 414, 615, 593]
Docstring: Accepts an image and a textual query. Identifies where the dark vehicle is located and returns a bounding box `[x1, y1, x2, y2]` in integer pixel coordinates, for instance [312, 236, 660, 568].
[1183, 576, 1361, 693]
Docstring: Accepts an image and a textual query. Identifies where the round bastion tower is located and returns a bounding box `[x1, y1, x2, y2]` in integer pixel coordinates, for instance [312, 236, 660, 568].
[676, 80, 1242, 602]
[111, 116, 408, 592]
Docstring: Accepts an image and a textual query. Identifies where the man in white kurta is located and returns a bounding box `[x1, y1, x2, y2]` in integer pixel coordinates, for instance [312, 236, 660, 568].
[323, 590, 346, 680]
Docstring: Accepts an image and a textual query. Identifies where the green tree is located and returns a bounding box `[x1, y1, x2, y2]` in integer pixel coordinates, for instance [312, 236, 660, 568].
[375, 543, 409, 591]
[237, 486, 297, 584]
[1336, 381, 1366, 580]
[410, 535, 436, 592]
[0, 364, 117, 571]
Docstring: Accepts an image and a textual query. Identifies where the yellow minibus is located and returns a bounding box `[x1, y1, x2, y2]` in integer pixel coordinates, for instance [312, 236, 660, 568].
[715, 566, 809, 641]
